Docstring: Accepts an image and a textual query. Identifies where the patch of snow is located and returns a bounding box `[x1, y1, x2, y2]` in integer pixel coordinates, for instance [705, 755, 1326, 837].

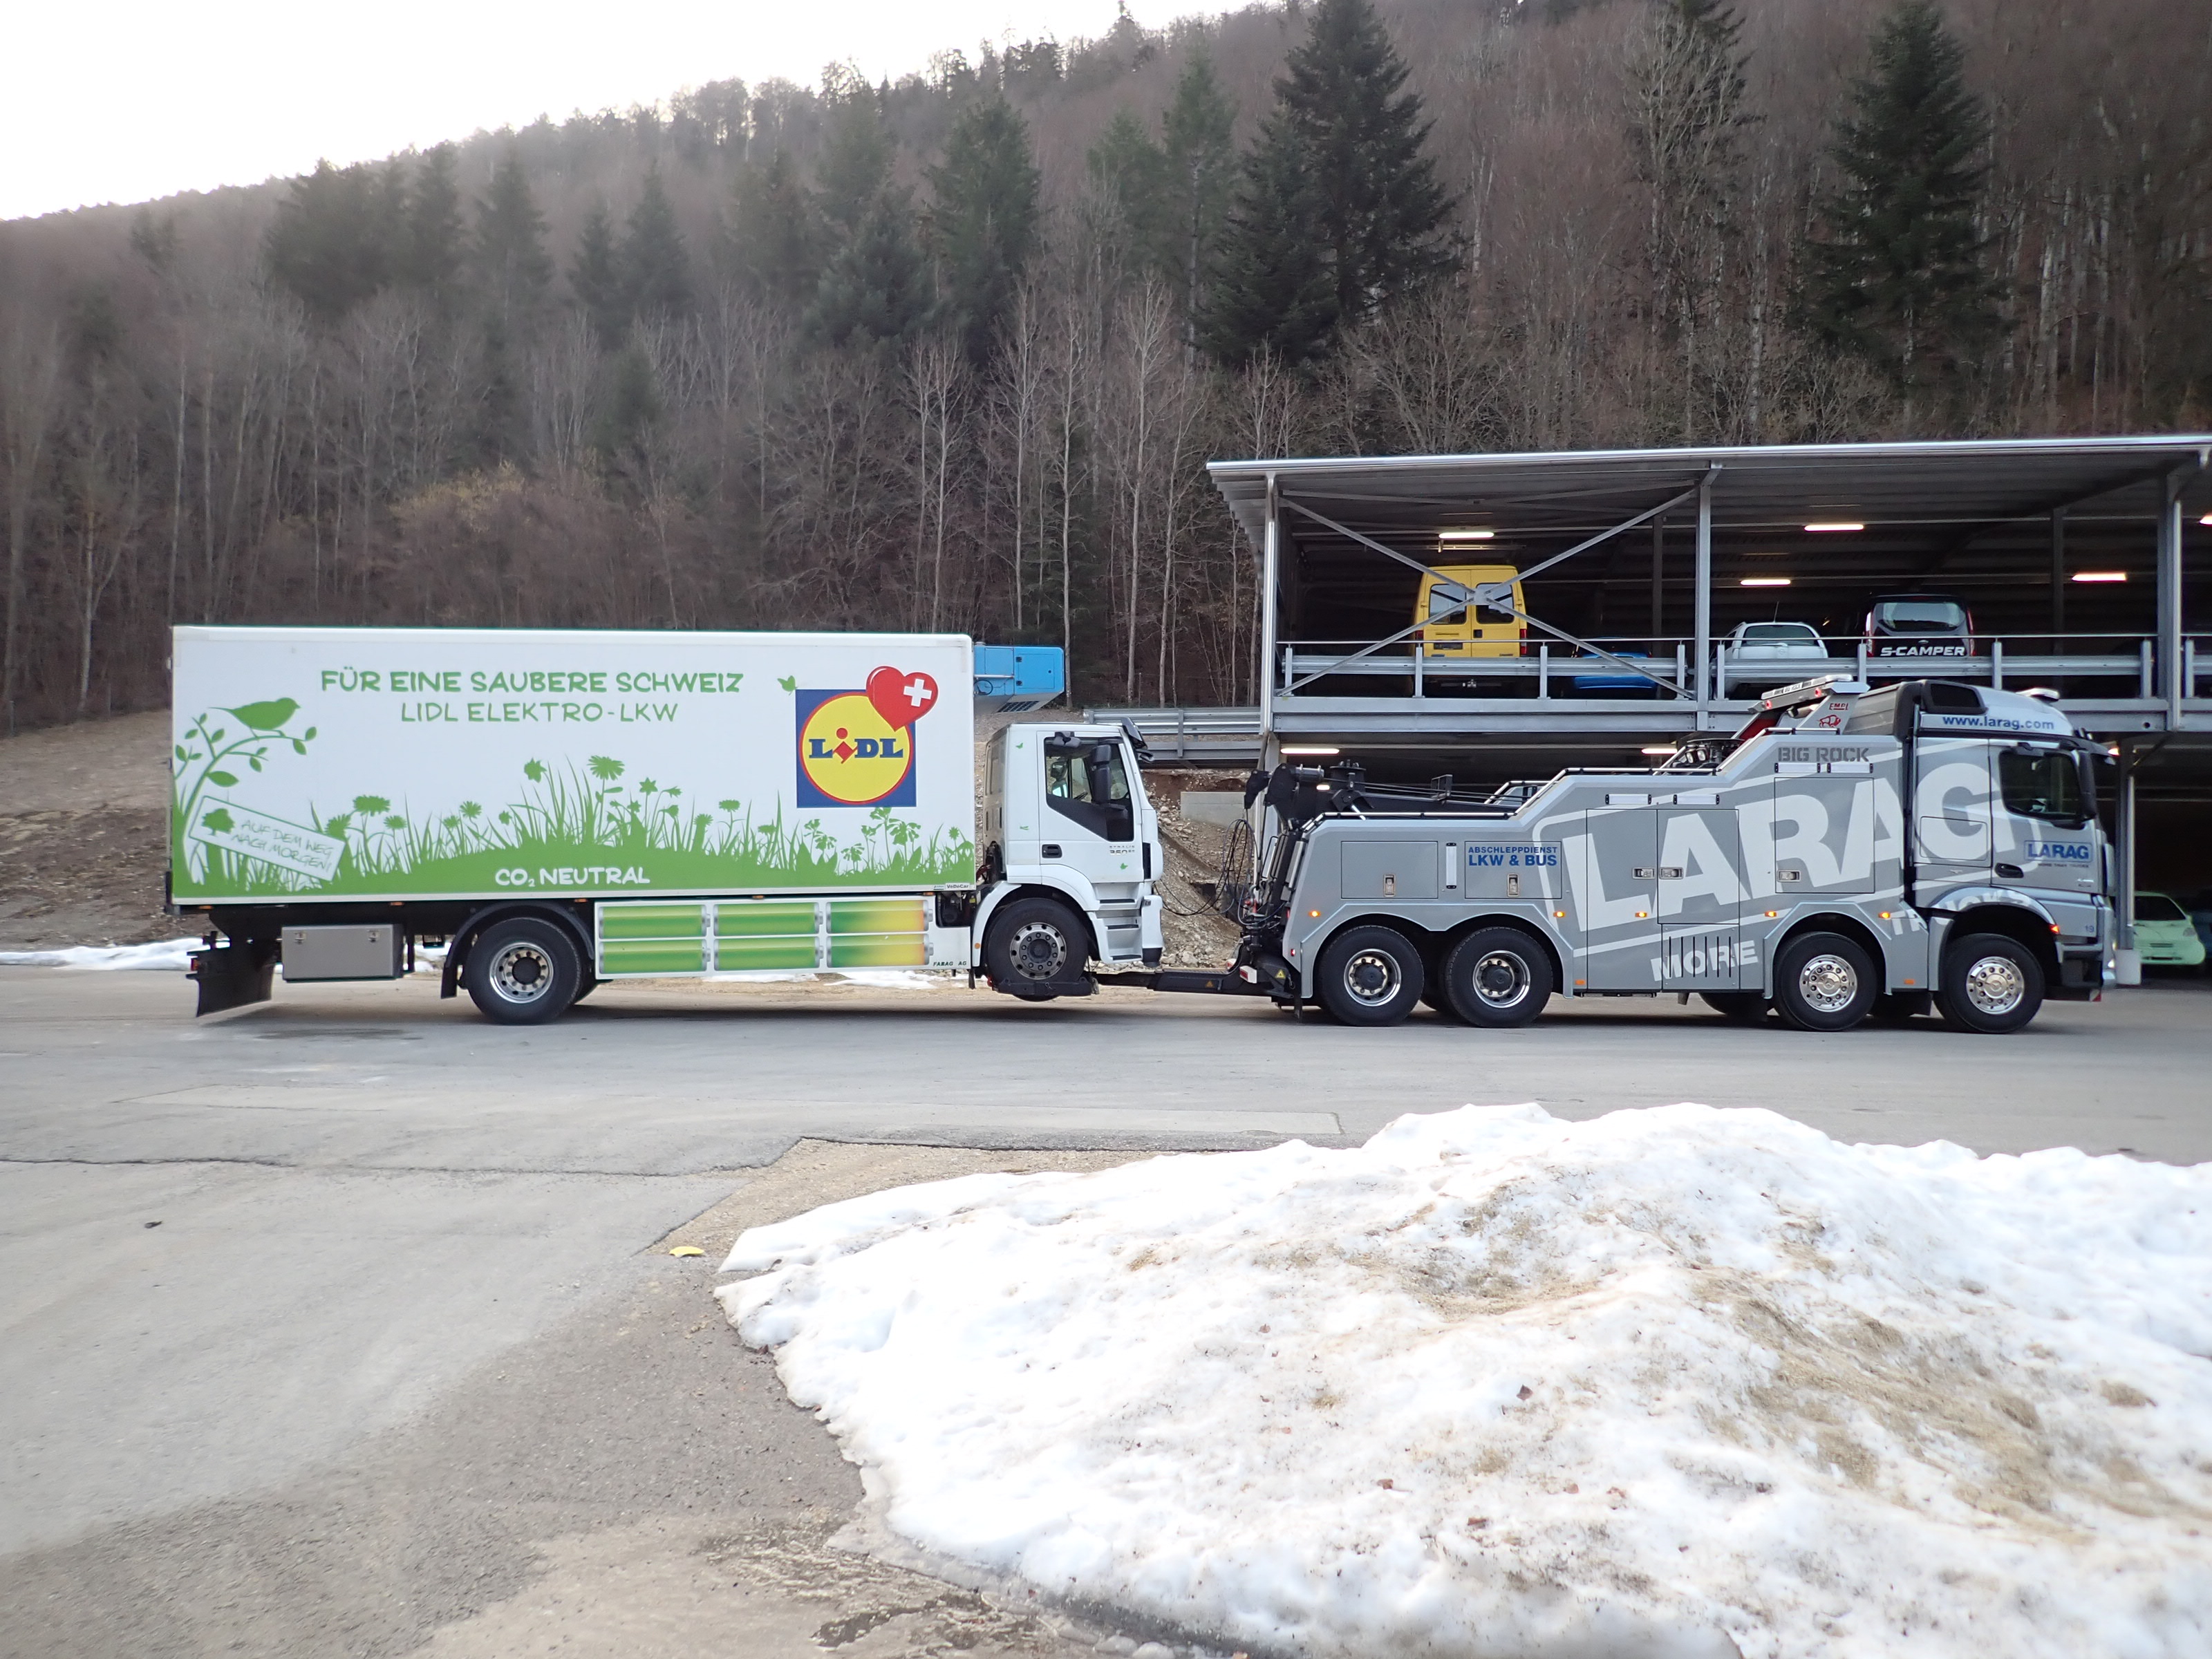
[719, 1103, 2212, 1659]
[0, 938, 199, 971]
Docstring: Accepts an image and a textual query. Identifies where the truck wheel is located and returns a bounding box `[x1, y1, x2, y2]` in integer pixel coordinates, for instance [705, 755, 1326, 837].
[1772, 932, 1876, 1032]
[1936, 934, 2043, 1034]
[1700, 991, 1768, 1023]
[1441, 926, 1553, 1028]
[1316, 926, 1425, 1027]
[466, 917, 583, 1025]
[984, 897, 1087, 1000]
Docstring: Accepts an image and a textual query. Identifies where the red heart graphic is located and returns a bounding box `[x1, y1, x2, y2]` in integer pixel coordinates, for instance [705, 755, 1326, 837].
[866, 666, 940, 729]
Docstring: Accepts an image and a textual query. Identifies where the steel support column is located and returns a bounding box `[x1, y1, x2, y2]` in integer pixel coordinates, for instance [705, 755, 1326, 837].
[1694, 470, 1715, 728]
[2115, 742, 2140, 984]
[1259, 476, 1280, 744]
[2159, 469, 2184, 724]
[2050, 506, 2065, 639]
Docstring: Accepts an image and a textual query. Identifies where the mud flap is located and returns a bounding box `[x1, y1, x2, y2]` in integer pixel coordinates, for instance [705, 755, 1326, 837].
[189, 941, 277, 1016]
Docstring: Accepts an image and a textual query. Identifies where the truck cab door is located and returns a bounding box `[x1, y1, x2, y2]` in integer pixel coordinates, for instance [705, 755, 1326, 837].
[1913, 740, 1993, 892]
[1042, 735, 1147, 957]
[1991, 742, 2101, 897]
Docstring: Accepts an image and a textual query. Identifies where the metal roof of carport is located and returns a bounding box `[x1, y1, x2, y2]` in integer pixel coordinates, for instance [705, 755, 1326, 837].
[1207, 435, 2212, 548]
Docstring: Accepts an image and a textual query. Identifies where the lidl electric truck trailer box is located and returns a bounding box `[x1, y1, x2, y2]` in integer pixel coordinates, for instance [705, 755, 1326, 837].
[170, 626, 976, 906]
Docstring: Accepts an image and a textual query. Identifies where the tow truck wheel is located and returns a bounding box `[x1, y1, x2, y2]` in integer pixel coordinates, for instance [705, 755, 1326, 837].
[1316, 926, 1425, 1027]
[1772, 932, 1877, 1032]
[1441, 926, 1553, 1028]
[465, 916, 583, 1025]
[1936, 934, 2043, 1034]
[982, 896, 1087, 1000]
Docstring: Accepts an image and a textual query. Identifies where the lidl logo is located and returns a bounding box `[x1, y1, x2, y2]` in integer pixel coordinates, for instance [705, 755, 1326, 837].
[795, 666, 938, 807]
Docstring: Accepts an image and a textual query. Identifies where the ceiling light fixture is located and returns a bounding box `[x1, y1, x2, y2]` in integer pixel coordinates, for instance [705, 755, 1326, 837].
[1803, 521, 1864, 533]
[1741, 577, 1792, 587]
[2070, 571, 2127, 583]
[1280, 745, 1340, 756]
[1438, 528, 1496, 542]
[1640, 746, 1678, 756]
[2201, 512, 2212, 526]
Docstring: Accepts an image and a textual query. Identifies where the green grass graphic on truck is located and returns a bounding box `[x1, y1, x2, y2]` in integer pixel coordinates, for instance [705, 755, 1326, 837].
[172, 706, 969, 899]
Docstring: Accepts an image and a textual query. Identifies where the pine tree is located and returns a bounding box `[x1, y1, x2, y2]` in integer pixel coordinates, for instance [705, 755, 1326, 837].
[815, 95, 896, 243]
[625, 168, 693, 323]
[570, 203, 630, 347]
[1805, 0, 2002, 401]
[265, 160, 399, 324]
[1275, 0, 1454, 329]
[402, 144, 466, 303]
[1159, 49, 1238, 342]
[474, 148, 553, 332]
[721, 147, 821, 312]
[1087, 107, 1170, 255]
[808, 191, 934, 349]
[926, 100, 1042, 364]
[1199, 109, 1337, 366]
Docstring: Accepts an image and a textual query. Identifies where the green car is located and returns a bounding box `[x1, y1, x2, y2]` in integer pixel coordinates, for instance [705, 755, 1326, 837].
[2135, 892, 2208, 968]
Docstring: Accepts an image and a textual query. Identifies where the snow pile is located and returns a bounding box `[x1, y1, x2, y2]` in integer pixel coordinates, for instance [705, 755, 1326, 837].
[0, 938, 198, 970]
[720, 1104, 2212, 1659]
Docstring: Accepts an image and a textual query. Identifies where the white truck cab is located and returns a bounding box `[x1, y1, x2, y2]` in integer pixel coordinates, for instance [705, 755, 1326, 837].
[973, 722, 1165, 994]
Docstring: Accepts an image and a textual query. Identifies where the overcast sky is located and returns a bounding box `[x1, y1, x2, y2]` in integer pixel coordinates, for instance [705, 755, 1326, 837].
[3, 0, 1183, 221]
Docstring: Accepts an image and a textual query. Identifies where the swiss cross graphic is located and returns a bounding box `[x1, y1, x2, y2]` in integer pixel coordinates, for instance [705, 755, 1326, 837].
[865, 666, 939, 729]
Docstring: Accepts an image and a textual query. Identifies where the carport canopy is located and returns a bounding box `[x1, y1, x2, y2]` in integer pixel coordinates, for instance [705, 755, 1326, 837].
[1208, 436, 2212, 660]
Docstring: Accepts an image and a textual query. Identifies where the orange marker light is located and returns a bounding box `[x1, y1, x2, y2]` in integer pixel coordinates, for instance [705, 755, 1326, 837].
[1309, 909, 1320, 918]
[1553, 909, 1566, 919]
[1764, 910, 1779, 919]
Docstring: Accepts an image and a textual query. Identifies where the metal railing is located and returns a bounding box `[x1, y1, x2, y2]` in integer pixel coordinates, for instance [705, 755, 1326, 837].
[1276, 632, 2209, 704]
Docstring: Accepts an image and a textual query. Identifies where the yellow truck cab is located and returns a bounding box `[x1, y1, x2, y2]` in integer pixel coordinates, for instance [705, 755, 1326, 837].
[1416, 564, 1526, 658]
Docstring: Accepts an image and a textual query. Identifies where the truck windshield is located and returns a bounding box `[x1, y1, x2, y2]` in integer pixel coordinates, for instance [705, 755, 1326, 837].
[1742, 624, 1817, 641]
[1998, 747, 2088, 825]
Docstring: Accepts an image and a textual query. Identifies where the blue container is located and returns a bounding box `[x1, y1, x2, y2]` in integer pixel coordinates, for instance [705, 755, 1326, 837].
[973, 645, 1066, 712]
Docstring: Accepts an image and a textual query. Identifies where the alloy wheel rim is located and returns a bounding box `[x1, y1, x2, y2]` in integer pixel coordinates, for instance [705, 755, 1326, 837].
[489, 941, 553, 1003]
[1962, 954, 2025, 1015]
[1472, 951, 1530, 1008]
[1343, 949, 1402, 1005]
[1796, 952, 1858, 1014]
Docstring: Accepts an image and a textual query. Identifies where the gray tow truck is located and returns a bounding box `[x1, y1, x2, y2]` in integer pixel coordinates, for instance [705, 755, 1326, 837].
[1194, 677, 2114, 1034]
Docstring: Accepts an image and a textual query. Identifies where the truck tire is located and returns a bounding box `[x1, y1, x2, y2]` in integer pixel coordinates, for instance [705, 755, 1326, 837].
[1772, 932, 1876, 1032]
[1440, 926, 1553, 1028]
[1936, 934, 2043, 1034]
[466, 916, 583, 1025]
[1700, 991, 1768, 1023]
[1315, 926, 1425, 1027]
[983, 896, 1087, 1000]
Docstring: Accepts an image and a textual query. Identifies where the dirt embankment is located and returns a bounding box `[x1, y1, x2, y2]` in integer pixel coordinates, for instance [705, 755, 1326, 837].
[0, 711, 178, 949]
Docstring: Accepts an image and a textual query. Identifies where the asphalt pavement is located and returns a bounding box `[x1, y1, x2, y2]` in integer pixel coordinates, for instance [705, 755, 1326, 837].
[5, 965, 2208, 1656]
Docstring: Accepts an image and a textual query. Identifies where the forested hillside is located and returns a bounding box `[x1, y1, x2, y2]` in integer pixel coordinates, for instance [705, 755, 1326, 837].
[0, 0, 2206, 730]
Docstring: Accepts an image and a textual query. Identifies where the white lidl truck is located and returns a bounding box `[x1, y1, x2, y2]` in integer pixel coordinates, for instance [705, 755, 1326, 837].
[170, 626, 1201, 1022]
[171, 630, 2112, 1037]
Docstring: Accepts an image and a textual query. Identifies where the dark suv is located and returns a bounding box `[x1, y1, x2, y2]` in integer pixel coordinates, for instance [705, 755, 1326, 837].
[1864, 593, 1974, 658]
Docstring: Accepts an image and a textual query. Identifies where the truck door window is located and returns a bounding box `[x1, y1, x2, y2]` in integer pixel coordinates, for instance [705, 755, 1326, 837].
[1045, 740, 1134, 841]
[1428, 583, 1472, 621]
[1999, 747, 2088, 826]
